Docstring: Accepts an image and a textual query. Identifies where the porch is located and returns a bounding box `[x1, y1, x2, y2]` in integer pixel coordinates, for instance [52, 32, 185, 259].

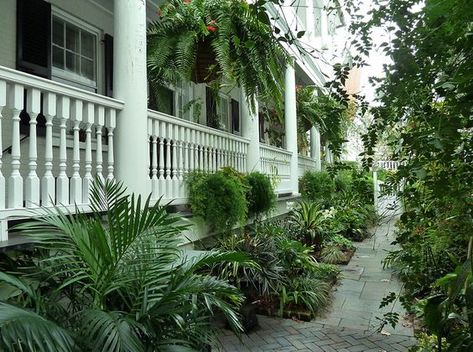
[0, 65, 322, 241]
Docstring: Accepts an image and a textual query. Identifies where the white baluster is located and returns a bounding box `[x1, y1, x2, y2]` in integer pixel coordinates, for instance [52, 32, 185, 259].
[41, 93, 56, 206]
[56, 97, 70, 205]
[172, 124, 178, 197]
[184, 127, 190, 176]
[106, 109, 116, 180]
[95, 106, 104, 182]
[25, 89, 41, 207]
[147, 119, 152, 196]
[189, 128, 195, 172]
[210, 135, 216, 173]
[70, 100, 83, 204]
[223, 138, 229, 167]
[205, 133, 210, 172]
[236, 141, 241, 172]
[165, 122, 172, 199]
[0, 81, 5, 209]
[151, 121, 158, 199]
[178, 125, 185, 198]
[198, 131, 203, 171]
[7, 84, 24, 208]
[82, 103, 94, 204]
[158, 121, 165, 197]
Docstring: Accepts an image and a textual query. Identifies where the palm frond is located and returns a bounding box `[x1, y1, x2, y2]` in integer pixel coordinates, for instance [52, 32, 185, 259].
[0, 302, 75, 352]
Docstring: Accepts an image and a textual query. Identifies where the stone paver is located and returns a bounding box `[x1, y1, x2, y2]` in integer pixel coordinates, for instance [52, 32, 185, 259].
[215, 197, 415, 351]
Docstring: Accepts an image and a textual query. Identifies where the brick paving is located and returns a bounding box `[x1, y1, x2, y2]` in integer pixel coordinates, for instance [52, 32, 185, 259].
[215, 197, 416, 351]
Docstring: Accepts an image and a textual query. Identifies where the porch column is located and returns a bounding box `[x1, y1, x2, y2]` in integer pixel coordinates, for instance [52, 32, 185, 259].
[310, 125, 321, 171]
[113, 0, 149, 196]
[284, 63, 299, 195]
[241, 91, 261, 172]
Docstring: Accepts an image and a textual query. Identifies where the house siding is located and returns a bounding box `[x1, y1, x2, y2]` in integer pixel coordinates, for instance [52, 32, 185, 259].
[0, 0, 17, 69]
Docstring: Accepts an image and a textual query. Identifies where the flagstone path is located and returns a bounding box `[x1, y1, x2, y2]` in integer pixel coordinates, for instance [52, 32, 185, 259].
[215, 197, 416, 351]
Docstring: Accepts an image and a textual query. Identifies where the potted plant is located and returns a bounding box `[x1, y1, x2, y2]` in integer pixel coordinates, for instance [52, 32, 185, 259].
[147, 0, 288, 111]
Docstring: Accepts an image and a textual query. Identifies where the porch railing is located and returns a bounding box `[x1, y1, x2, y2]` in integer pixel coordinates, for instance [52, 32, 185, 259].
[260, 143, 292, 194]
[298, 154, 316, 177]
[377, 160, 400, 171]
[0, 66, 124, 212]
[147, 110, 250, 202]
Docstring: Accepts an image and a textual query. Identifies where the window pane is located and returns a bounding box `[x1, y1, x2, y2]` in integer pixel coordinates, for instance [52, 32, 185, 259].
[66, 52, 80, 73]
[81, 32, 95, 59]
[66, 23, 79, 52]
[81, 58, 94, 80]
[53, 46, 64, 69]
[53, 18, 64, 46]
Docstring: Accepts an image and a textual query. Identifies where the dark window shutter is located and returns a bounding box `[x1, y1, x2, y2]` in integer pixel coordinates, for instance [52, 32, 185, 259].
[206, 87, 218, 128]
[231, 99, 240, 133]
[149, 83, 174, 116]
[104, 34, 114, 97]
[16, 0, 51, 78]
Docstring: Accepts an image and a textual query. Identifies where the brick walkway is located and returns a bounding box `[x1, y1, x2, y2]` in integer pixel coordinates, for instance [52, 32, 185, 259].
[214, 197, 416, 351]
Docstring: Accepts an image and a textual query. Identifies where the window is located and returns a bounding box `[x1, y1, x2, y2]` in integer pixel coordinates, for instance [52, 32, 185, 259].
[52, 15, 97, 88]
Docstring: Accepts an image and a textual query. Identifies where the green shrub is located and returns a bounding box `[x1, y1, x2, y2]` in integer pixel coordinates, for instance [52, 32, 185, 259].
[299, 171, 335, 204]
[187, 169, 248, 232]
[334, 170, 352, 193]
[246, 172, 276, 216]
[0, 180, 244, 351]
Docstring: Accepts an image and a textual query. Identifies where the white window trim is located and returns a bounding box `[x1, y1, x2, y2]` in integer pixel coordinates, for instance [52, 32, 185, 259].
[51, 7, 102, 91]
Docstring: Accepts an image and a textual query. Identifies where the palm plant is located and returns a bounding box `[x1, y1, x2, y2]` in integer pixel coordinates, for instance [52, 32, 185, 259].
[147, 0, 288, 112]
[0, 180, 244, 352]
[289, 201, 328, 250]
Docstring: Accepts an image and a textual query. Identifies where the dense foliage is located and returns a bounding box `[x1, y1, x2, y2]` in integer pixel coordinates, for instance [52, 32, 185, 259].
[187, 168, 275, 231]
[246, 171, 276, 216]
[187, 168, 248, 232]
[0, 181, 244, 351]
[211, 221, 338, 319]
[345, 0, 473, 349]
[147, 0, 288, 111]
[299, 166, 376, 242]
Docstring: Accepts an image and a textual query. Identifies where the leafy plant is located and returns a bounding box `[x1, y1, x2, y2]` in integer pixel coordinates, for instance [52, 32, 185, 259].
[320, 244, 346, 264]
[278, 274, 330, 317]
[0, 180, 244, 352]
[289, 201, 328, 249]
[147, 0, 288, 111]
[299, 171, 335, 205]
[187, 169, 248, 232]
[246, 172, 276, 217]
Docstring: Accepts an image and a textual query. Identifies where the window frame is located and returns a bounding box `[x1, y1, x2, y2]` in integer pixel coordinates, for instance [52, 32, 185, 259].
[51, 8, 101, 91]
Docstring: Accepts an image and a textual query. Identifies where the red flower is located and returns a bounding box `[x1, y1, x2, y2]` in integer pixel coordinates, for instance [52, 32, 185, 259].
[183, 0, 191, 3]
[156, 8, 162, 17]
[206, 20, 217, 32]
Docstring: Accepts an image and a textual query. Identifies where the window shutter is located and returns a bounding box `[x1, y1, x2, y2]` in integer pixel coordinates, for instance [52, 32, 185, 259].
[231, 99, 240, 133]
[16, 0, 51, 78]
[104, 34, 114, 97]
[206, 87, 218, 128]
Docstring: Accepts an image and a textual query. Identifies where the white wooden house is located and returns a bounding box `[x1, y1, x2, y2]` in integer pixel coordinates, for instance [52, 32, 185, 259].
[0, 0, 345, 243]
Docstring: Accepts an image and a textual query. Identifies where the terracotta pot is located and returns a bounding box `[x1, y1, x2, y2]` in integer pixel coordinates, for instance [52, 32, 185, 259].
[192, 37, 219, 83]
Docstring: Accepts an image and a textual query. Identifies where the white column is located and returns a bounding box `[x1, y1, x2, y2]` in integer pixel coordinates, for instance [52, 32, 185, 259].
[114, 0, 148, 196]
[310, 125, 321, 171]
[284, 63, 299, 195]
[0, 81, 6, 210]
[241, 90, 260, 172]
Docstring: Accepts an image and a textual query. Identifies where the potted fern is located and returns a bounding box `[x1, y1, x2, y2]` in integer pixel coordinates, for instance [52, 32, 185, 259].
[147, 0, 288, 110]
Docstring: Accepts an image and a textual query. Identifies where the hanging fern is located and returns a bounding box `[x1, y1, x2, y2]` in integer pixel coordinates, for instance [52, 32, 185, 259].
[147, 0, 289, 112]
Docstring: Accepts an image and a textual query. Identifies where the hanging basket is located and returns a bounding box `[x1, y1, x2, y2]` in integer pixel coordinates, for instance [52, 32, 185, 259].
[192, 37, 220, 83]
